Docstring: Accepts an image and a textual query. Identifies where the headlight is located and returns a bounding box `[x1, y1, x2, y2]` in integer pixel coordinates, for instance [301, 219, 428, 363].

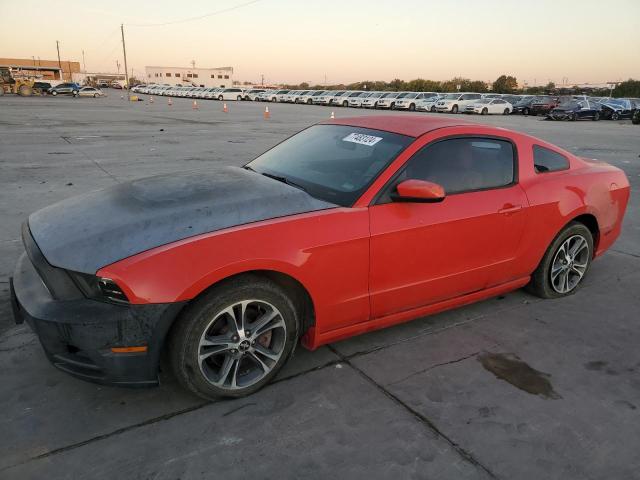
[68, 271, 130, 304]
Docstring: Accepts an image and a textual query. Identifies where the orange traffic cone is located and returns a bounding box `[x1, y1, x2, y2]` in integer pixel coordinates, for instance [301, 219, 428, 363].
[223, 103, 228, 113]
[330, 111, 335, 119]
[264, 106, 270, 119]
[192, 100, 199, 110]
[168, 98, 173, 106]
[150, 96, 154, 103]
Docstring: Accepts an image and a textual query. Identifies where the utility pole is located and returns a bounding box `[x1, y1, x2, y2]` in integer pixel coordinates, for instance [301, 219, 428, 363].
[82, 50, 86, 73]
[120, 23, 130, 97]
[261, 74, 264, 86]
[56, 40, 62, 80]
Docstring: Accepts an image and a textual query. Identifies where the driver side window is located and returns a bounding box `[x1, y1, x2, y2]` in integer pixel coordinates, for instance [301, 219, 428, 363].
[378, 137, 516, 203]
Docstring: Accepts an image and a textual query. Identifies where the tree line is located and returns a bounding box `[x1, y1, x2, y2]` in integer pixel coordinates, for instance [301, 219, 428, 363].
[282, 76, 640, 98]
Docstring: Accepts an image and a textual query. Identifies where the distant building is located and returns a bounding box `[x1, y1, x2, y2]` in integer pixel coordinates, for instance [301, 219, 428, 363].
[145, 66, 234, 88]
[0, 57, 80, 81]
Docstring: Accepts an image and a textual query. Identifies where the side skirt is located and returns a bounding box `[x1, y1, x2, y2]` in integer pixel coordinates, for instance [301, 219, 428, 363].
[305, 276, 530, 349]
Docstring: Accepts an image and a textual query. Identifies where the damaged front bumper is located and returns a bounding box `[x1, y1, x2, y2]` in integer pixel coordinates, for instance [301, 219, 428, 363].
[11, 252, 185, 387]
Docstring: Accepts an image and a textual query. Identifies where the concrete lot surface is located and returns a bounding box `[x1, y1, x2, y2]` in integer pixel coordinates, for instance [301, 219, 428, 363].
[0, 95, 639, 479]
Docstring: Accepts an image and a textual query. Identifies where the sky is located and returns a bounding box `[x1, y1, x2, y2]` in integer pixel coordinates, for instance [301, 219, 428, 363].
[1, 0, 639, 86]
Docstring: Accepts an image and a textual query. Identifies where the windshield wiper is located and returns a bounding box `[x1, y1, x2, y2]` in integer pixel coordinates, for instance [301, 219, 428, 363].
[244, 165, 308, 194]
[260, 172, 308, 193]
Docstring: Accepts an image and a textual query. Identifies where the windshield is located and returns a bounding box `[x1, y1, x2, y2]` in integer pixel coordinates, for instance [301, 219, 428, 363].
[476, 99, 491, 104]
[443, 94, 460, 100]
[246, 125, 413, 206]
[396, 92, 410, 99]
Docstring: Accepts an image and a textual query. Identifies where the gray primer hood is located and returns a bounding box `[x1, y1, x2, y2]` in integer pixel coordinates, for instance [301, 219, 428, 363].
[29, 166, 337, 273]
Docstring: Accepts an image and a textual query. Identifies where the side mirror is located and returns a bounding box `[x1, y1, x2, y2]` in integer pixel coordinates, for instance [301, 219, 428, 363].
[391, 179, 445, 203]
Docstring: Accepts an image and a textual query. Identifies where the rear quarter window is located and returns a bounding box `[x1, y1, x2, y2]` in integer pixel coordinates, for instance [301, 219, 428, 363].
[533, 145, 570, 173]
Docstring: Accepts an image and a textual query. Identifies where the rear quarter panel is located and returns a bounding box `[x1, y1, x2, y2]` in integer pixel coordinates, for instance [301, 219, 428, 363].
[515, 136, 630, 277]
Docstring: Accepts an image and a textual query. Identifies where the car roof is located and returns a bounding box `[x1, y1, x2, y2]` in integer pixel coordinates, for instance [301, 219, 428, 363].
[322, 115, 473, 137]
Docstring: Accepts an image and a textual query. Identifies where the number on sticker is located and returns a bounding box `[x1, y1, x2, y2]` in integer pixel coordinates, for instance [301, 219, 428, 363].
[342, 133, 383, 147]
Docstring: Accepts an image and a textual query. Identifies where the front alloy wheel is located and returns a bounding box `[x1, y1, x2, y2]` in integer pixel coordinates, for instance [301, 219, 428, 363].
[197, 300, 287, 391]
[170, 275, 299, 399]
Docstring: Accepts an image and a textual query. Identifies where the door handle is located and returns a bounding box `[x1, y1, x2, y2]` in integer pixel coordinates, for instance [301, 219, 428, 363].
[498, 204, 522, 215]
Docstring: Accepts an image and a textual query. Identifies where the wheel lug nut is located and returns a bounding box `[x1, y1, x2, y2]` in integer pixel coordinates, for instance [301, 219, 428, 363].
[232, 335, 239, 342]
[245, 330, 251, 336]
[231, 349, 237, 353]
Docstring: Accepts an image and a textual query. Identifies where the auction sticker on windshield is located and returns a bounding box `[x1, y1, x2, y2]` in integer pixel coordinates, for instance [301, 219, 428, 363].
[342, 133, 383, 146]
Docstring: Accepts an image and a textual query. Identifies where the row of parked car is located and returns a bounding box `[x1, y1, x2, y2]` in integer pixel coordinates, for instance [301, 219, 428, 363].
[133, 84, 640, 120]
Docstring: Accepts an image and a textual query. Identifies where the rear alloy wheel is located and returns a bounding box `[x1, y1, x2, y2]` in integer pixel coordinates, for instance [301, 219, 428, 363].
[451, 105, 459, 114]
[570, 113, 577, 121]
[527, 222, 593, 299]
[503, 108, 510, 115]
[593, 112, 600, 121]
[170, 276, 299, 399]
[237, 96, 242, 101]
[51, 90, 58, 96]
[523, 107, 530, 115]
[611, 112, 619, 120]
[218, 95, 224, 101]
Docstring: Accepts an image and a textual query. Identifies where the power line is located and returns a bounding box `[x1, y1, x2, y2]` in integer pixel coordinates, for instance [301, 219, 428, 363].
[126, 0, 264, 27]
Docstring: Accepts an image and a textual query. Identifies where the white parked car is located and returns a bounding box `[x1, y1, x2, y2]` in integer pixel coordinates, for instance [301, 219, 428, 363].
[256, 90, 275, 101]
[360, 92, 386, 108]
[435, 93, 483, 113]
[297, 90, 322, 104]
[313, 91, 341, 105]
[331, 91, 356, 107]
[243, 89, 266, 101]
[394, 92, 438, 111]
[376, 92, 403, 109]
[465, 98, 513, 115]
[78, 87, 105, 98]
[415, 95, 441, 112]
[346, 91, 374, 107]
[264, 89, 289, 102]
[216, 88, 244, 101]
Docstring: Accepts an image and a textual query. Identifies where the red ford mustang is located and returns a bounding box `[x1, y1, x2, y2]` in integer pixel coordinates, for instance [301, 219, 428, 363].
[11, 116, 629, 399]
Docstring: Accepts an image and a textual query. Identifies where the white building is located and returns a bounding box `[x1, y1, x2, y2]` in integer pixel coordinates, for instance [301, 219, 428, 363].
[145, 66, 234, 88]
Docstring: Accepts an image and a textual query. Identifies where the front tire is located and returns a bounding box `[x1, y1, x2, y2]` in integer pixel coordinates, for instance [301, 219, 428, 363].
[527, 222, 593, 299]
[503, 108, 510, 115]
[409, 103, 415, 111]
[218, 95, 224, 101]
[593, 112, 600, 121]
[451, 105, 459, 114]
[481, 107, 488, 115]
[169, 275, 299, 400]
[611, 112, 619, 120]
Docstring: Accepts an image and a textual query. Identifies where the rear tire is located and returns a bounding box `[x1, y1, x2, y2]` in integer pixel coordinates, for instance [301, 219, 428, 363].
[169, 275, 299, 400]
[526, 222, 593, 299]
[342, 100, 348, 107]
[523, 107, 530, 116]
[593, 112, 600, 121]
[503, 108, 510, 115]
[611, 112, 619, 120]
[218, 95, 223, 101]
